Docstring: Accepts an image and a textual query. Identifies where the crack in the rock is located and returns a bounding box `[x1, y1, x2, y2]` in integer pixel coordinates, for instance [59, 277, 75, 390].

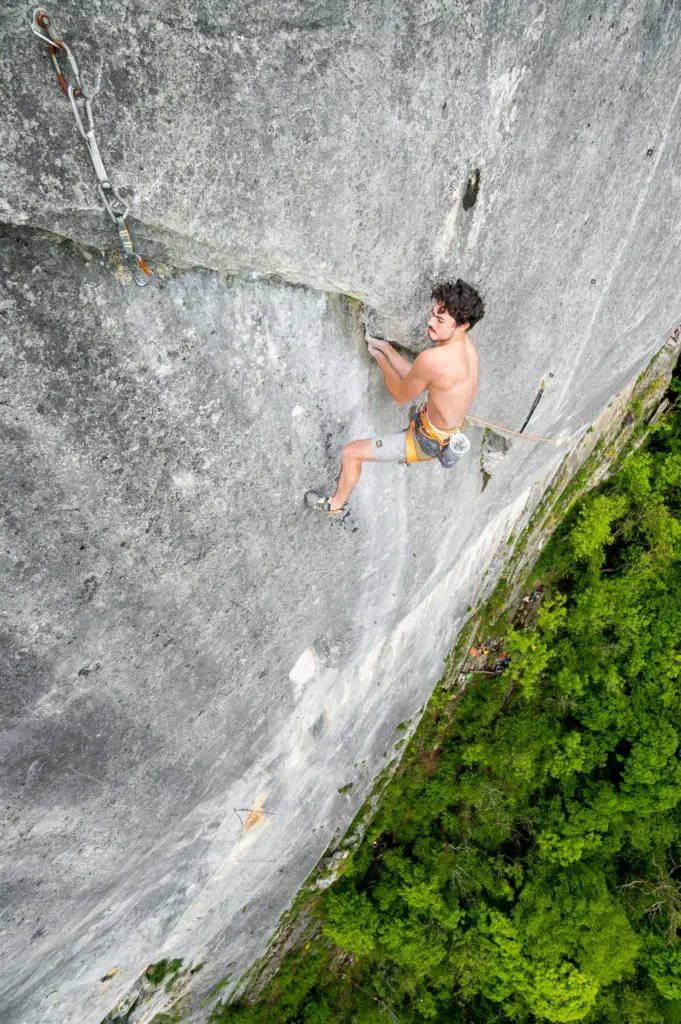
[0, 219, 420, 357]
[0, 217, 377, 315]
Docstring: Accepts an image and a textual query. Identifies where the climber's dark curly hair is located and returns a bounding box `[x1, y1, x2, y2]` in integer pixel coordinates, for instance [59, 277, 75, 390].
[431, 279, 485, 329]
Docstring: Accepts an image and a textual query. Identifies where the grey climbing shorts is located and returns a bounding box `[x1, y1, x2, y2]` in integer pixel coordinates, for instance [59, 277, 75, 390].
[372, 428, 410, 462]
[371, 428, 471, 465]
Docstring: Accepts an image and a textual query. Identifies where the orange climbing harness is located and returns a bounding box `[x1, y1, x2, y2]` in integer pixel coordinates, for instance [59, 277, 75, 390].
[405, 406, 463, 464]
[404, 420, 422, 464]
[405, 405, 569, 463]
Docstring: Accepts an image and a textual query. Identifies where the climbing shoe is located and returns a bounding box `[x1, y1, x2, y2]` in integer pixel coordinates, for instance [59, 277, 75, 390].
[305, 491, 345, 515]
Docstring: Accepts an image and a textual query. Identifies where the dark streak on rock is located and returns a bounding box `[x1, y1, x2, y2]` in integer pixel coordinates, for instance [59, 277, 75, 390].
[462, 169, 481, 211]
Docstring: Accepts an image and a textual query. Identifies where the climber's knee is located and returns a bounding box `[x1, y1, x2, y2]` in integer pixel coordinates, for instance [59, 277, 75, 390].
[342, 439, 376, 465]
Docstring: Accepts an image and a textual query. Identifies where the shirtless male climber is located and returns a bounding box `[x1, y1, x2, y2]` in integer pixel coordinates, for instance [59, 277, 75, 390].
[305, 278, 485, 515]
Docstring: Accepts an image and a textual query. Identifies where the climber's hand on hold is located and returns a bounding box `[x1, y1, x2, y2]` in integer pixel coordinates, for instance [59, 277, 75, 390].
[366, 336, 413, 381]
[365, 335, 389, 356]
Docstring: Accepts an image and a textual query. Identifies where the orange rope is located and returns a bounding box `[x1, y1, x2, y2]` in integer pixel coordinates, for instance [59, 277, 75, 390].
[465, 414, 571, 445]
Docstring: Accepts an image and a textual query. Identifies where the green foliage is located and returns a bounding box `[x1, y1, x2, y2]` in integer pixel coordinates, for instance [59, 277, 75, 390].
[523, 961, 599, 1022]
[323, 891, 378, 955]
[144, 959, 183, 987]
[221, 388, 681, 1022]
[514, 864, 639, 987]
[569, 493, 628, 567]
[644, 937, 681, 1000]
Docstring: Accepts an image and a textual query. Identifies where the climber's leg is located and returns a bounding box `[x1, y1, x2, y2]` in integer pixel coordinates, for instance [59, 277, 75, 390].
[305, 429, 410, 515]
[329, 439, 376, 510]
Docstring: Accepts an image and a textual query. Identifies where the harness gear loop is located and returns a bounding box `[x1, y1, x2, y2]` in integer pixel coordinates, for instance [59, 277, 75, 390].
[30, 9, 153, 287]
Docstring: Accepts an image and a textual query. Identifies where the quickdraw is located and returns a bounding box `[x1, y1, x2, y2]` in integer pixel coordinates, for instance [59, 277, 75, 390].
[30, 9, 153, 286]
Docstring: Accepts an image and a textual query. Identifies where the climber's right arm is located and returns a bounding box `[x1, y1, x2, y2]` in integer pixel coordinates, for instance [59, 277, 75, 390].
[365, 337, 413, 380]
[369, 348, 433, 405]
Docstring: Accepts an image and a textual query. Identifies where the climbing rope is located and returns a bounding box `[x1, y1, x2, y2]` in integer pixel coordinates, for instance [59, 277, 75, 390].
[464, 414, 571, 445]
[30, 9, 153, 287]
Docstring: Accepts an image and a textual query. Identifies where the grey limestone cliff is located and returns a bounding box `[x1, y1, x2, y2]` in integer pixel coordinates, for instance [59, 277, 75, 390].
[2, 1, 681, 1022]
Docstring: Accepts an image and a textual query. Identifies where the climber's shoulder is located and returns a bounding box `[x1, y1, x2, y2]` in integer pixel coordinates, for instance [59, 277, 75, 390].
[413, 338, 478, 389]
[424, 337, 478, 394]
[412, 347, 438, 370]
[446, 336, 478, 372]
[462, 336, 479, 372]
[429, 337, 475, 369]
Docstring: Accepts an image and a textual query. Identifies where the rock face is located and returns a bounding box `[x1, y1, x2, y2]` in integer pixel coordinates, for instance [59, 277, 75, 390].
[2, 2, 680, 1022]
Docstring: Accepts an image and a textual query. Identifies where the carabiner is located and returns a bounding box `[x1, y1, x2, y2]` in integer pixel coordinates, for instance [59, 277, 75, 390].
[127, 254, 154, 287]
[100, 182, 130, 223]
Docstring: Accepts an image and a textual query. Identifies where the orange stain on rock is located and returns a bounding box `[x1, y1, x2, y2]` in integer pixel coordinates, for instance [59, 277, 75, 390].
[243, 794, 266, 832]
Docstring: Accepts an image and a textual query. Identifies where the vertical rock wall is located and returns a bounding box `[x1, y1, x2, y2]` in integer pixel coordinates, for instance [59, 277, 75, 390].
[1, 1, 680, 1021]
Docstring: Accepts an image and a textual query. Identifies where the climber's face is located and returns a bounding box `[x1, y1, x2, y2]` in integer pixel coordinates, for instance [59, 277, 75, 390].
[427, 302, 461, 343]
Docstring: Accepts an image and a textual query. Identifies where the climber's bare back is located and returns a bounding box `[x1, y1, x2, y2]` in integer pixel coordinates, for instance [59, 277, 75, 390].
[423, 334, 479, 431]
